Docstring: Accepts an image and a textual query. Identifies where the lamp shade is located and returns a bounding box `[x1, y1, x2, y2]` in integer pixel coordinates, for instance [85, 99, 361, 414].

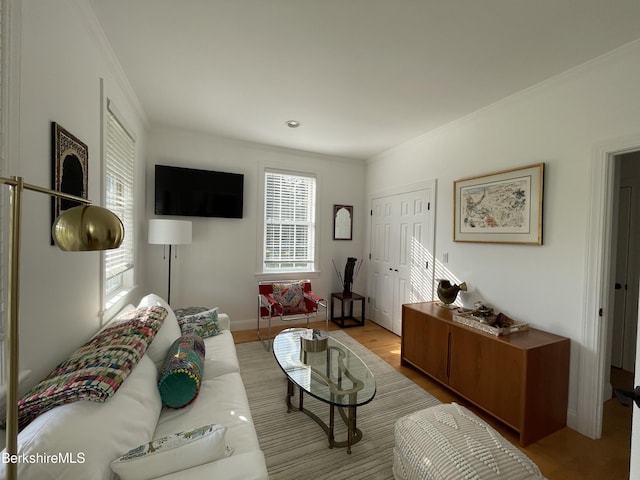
[148, 219, 192, 245]
[52, 205, 125, 251]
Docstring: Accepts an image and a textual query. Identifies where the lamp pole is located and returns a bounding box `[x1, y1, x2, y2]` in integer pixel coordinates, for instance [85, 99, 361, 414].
[0, 175, 123, 480]
[167, 244, 173, 305]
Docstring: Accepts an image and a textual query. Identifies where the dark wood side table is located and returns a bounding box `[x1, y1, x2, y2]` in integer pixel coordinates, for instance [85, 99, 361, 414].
[330, 292, 366, 328]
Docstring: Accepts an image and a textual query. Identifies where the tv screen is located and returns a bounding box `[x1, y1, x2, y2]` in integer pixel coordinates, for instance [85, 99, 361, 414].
[154, 164, 244, 218]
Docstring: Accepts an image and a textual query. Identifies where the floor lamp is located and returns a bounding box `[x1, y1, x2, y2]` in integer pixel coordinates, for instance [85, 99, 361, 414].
[0, 175, 124, 480]
[148, 219, 192, 305]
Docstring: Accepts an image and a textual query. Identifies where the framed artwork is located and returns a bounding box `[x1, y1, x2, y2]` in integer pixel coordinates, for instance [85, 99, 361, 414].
[51, 122, 88, 237]
[453, 163, 544, 245]
[333, 204, 353, 240]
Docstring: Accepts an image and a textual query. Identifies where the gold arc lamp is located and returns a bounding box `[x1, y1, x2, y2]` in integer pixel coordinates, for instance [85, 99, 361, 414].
[0, 175, 124, 480]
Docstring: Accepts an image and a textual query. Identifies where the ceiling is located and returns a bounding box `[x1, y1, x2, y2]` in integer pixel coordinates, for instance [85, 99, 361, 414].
[89, 0, 640, 160]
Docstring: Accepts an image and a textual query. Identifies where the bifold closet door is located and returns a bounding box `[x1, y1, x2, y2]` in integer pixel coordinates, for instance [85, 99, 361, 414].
[370, 186, 434, 335]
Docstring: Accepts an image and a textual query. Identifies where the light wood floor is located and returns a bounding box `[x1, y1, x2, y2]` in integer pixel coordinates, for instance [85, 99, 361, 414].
[236, 320, 632, 480]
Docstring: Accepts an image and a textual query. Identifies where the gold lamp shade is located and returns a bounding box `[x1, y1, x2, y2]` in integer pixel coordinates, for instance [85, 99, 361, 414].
[52, 204, 124, 251]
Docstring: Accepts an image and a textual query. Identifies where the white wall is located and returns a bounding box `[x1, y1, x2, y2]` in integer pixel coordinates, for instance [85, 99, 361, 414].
[365, 40, 640, 429]
[12, 0, 148, 390]
[145, 127, 366, 329]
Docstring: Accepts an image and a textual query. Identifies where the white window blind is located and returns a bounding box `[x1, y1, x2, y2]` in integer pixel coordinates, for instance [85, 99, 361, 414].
[264, 170, 316, 272]
[104, 103, 135, 301]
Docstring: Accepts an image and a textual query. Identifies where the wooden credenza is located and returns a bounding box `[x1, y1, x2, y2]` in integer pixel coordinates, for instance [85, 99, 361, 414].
[401, 302, 570, 446]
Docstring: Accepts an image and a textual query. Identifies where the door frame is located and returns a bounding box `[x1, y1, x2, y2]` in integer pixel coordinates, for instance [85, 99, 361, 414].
[366, 179, 437, 329]
[581, 134, 640, 439]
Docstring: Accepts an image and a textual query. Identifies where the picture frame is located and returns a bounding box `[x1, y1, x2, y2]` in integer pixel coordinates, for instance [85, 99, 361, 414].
[51, 122, 88, 240]
[333, 204, 353, 240]
[453, 163, 544, 245]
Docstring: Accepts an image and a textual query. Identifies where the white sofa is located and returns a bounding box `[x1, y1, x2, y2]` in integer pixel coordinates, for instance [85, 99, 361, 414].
[2, 294, 268, 480]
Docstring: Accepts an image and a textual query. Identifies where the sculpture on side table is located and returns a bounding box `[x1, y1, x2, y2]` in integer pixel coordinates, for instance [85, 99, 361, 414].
[332, 257, 362, 297]
[343, 257, 358, 295]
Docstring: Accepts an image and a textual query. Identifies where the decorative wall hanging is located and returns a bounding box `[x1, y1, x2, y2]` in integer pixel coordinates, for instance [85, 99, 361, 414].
[453, 163, 544, 245]
[51, 122, 88, 241]
[333, 204, 353, 240]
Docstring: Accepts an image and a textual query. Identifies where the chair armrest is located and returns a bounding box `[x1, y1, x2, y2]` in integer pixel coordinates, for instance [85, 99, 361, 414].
[260, 293, 283, 314]
[260, 293, 280, 306]
[304, 291, 325, 307]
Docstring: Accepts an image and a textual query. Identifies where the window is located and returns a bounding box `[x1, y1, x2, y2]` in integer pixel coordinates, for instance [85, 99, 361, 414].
[104, 101, 135, 307]
[263, 170, 316, 272]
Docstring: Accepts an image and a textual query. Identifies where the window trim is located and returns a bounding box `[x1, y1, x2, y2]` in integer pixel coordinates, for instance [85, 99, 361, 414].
[258, 166, 321, 276]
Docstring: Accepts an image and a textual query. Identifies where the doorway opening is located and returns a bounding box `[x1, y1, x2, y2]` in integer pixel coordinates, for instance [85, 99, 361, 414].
[580, 136, 640, 443]
[602, 150, 640, 465]
[608, 151, 640, 394]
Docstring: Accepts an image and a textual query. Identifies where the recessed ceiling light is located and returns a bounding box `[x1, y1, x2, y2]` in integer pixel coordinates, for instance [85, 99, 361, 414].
[285, 120, 301, 128]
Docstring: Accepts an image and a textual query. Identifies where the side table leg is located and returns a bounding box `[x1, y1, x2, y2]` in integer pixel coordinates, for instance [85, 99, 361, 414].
[330, 296, 335, 322]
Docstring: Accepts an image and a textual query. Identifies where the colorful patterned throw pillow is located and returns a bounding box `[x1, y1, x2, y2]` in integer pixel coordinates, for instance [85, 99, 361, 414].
[272, 281, 308, 314]
[158, 334, 205, 408]
[175, 307, 221, 338]
[173, 306, 210, 318]
[4, 306, 167, 430]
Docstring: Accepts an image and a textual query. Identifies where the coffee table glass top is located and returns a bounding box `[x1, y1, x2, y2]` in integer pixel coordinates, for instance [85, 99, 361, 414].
[272, 328, 376, 407]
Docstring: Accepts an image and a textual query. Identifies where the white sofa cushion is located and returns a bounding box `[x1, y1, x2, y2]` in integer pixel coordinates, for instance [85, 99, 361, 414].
[111, 424, 232, 480]
[2, 355, 161, 480]
[152, 451, 269, 480]
[201, 330, 240, 379]
[137, 294, 182, 370]
[155, 372, 261, 456]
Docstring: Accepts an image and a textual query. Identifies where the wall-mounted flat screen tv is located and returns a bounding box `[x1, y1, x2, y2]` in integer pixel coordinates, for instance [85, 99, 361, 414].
[154, 164, 244, 218]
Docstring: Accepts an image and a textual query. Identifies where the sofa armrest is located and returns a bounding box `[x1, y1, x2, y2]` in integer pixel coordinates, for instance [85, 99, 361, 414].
[217, 313, 231, 331]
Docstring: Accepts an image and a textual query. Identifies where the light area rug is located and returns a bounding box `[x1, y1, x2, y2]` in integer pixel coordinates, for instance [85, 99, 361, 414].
[236, 330, 440, 480]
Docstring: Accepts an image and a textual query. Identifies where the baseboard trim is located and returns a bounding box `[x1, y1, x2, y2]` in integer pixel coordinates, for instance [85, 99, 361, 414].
[230, 318, 258, 331]
[566, 408, 578, 431]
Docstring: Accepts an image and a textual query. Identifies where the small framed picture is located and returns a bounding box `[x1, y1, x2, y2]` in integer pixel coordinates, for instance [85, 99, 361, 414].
[453, 163, 544, 245]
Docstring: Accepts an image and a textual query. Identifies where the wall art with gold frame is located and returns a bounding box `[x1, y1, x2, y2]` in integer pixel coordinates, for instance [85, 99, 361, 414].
[453, 163, 544, 245]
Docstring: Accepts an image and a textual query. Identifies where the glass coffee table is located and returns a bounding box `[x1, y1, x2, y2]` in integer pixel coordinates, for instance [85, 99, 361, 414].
[272, 328, 376, 453]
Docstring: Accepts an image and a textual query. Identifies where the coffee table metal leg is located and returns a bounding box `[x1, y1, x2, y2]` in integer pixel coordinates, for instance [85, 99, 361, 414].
[286, 379, 292, 412]
[347, 405, 356, 454]
[329, 402, 335, 448]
